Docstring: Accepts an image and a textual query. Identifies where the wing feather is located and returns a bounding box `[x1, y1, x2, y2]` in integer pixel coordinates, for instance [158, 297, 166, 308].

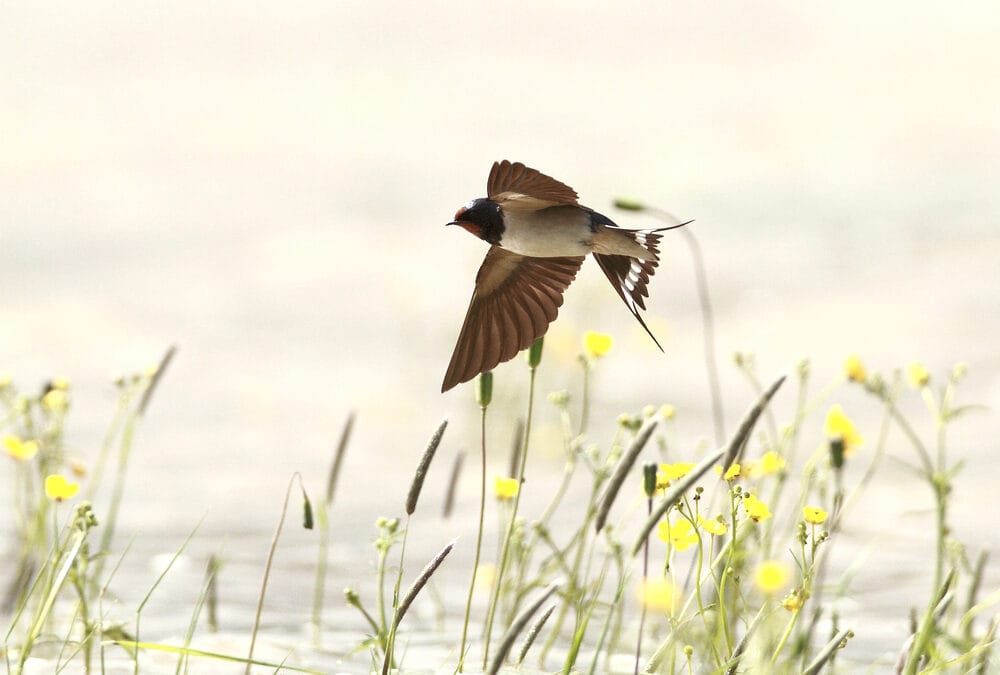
[486, 160, 579, 211]
[442, 247, 584, 392]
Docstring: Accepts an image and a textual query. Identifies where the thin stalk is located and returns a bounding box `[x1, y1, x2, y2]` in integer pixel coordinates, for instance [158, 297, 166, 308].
[770, 608, 802, 666]
[680, 224, 725, 446]
[563, 554, 610, 674]
[137, 519, 202, 675]
[621, 204, 727, 447]
[245, 477, 306, 675]
[635, 497, 652, 675]
[174, 551, 220, 675]
[375, 538, 390, 644]
[458, 405, 488, 671]
[18, 528, 84, 672]
[381, 518, 410, 674]
[482, 364, 538, 668]
[311, 502, 330, 645]
[96, 413, 138, 581]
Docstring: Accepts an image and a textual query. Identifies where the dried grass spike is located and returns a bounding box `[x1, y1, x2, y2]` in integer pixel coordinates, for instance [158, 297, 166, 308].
[325, 411, 355, 505]
[595, 418, 658, 533]
[406, 419, 448, 515]
[488, 582, 561, 675]
[392, 540, 456, 628]
[720, 374, 785, 471]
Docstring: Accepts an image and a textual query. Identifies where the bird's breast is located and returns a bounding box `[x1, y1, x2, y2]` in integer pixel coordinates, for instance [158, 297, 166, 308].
[499, 207, 594, 257]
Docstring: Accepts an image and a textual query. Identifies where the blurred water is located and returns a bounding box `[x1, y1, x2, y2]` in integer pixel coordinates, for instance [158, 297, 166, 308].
[2, 2, 999, 671]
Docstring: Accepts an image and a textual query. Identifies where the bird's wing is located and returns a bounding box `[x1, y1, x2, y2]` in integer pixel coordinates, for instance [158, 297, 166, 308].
[442, 246, 584, 392]
[486, 160, 579, 211]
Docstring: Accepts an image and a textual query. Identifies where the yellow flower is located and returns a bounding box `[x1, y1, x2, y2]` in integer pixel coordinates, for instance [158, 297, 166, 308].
[697, 515, 728, 536]
[583, 331, 613, 359]
[41, 389, 69, 412]
[659, 404, 675, 420]
[844, 354, 867, 382]
[44, 474, 80, 502]
[781, 590, 805, 611]
[755, 560, 792, 595]
[824, 404, 864, 457]
[803, 506, 828, 525]
[636, 577, 676, 613]
[907, 362, 930, 388]
[714, 463, 741, 481]
[743, 493, 772, 522]
[50, 376, 71, 391]
[657, 518, 699, 551]
[655, 462, 695, 491]
[494, 477, 519, 500]
[3, 435, 39, 462]
[755, 451, 786, 476]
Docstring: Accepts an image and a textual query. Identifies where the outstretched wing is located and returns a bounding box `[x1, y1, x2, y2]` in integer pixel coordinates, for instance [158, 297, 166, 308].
[486, 160, 579, 211]
[442, 247, 584, 392]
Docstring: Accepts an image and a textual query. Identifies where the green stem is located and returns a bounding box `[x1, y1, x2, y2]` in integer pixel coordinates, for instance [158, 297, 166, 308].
[382, 516, 410, 674]
[771, 608, 801, 666]
[536, 407, 578, 529]
[483, 365, 538, 668]
[311, 503, 330, 645]
[458, 406, 488, 671]
[635, 499, 651, 675]
[540, 479, 602, 665]
[375, 545, 389, 644]
[96, 413, 138, 581]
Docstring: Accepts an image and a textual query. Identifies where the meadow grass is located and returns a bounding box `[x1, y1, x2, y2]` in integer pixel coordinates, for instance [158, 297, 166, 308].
[1, 228, 997, 673]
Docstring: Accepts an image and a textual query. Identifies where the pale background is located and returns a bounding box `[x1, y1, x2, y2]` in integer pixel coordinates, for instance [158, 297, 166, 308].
[2, 2, 999, 669]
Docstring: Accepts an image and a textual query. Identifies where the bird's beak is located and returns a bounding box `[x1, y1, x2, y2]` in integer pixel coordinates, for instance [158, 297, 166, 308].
[446, 221, 460, 227]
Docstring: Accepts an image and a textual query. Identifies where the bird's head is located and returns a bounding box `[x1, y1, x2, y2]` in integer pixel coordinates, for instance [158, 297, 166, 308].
[447, 198, 503, 245]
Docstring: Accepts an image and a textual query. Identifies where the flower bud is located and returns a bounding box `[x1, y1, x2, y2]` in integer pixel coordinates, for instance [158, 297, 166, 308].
[527, 337, 544, 369]
[642, 462, 658, 498]
[476, 371, 493, 409]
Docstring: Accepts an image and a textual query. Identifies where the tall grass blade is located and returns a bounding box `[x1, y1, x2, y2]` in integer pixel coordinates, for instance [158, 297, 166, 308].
[246, 474, 309, 675]
[108, 641, 322, 674]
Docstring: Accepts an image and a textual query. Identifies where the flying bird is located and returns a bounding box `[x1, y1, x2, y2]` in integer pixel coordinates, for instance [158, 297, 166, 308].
[441, 160, 688, 392]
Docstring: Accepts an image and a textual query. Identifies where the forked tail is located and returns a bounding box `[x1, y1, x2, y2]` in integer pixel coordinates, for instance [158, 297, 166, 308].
[592, 220, 692, 350]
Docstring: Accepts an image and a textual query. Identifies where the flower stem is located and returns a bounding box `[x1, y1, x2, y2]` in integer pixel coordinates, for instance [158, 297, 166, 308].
[482, 364, 538, 669]
[458, 405, 488, 671]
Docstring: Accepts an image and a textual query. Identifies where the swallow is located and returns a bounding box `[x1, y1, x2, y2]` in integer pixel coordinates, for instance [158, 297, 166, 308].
[441, 160, 689, 392]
